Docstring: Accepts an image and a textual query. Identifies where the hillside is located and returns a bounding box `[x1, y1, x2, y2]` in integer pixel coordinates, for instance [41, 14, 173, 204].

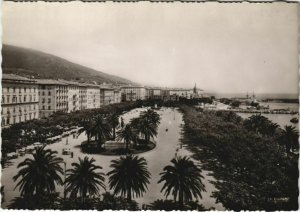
[1, 44, 136, 85]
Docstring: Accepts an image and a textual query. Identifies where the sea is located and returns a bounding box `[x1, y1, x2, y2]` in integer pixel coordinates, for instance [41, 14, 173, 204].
[237, 101, 299, 129]
[207, 92, 299, 100]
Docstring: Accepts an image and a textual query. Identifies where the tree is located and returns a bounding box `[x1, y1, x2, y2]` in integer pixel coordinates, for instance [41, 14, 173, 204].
[107, 155, 151, 201]
[65, 156, 106, 206]
[116, 124, 137, 151]
[278, 125, 299, 154]
[107, 113, 120, 140]
[140, 109, 160, 127]
[158, 156, 205, 207]
[78, 118, 94, 144]
[13, 146, 63, 206]
[133, 118, 157, 144]
[92, 115, 111, 148]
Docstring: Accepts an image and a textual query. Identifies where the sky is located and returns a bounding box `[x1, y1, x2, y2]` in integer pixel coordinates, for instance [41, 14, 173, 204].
[2, 2, 299, 94]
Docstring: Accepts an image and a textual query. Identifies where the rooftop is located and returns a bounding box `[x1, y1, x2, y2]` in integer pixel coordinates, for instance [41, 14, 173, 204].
[36, 79, 68, 85]
[2, 74, 36, 83]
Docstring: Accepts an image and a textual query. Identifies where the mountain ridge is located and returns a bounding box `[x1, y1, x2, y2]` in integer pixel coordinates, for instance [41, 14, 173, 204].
[1, 44, 137, 85]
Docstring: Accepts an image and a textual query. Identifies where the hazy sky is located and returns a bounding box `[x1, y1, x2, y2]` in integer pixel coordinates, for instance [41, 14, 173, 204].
[2, 2, 299, 94]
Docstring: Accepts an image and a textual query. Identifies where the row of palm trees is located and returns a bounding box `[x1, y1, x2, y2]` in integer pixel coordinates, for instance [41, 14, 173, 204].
[12, 146, 204, 209]
[80, 109, 160, 151]
[244, 114, 299, 153]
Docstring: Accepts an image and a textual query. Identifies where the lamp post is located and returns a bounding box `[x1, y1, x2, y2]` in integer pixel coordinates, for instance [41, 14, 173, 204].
[63, 162, 66, 200]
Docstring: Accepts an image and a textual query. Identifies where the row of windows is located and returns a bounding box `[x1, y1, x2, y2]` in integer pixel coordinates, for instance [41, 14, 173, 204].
[3, 105, 38, 114]
[2, 95, 37, 104]
[3, 87, 37, 93]
[2, 112, 37, 126]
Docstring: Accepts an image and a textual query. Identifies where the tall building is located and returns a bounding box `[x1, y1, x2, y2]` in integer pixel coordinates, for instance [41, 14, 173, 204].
[65, 81, 81, 113]
[37, 79, 68, 118]
[79, 84, 87, 110]
[2, 74, 39, 127]
[100, 87, 115, 106]
[86, 84, 100, 109]
[113, 88, 122, 104]
[121, 86, 147, 101]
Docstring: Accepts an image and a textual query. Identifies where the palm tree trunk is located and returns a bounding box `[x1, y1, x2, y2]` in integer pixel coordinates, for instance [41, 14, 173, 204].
[127, 189, 132, 202]
[113, 127, 116, 140]
[126, 139, 129, 151]
[179, 190, 184, 208]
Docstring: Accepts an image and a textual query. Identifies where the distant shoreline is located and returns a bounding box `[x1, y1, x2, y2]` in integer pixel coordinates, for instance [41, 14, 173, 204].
[260, 99, 299, 104]
[208, 93, 299, 101]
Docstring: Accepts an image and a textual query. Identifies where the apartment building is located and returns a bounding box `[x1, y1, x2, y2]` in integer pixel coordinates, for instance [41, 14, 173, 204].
[121, 86, 147, 101]
[65, 81, 81, 113]
[86, 84, 100, 109]
[113, 88, 122, 104]
[37, 79, 68, 118]
[79, 84, 87, 110]
[2, 74, 39, 127]
[100, 87, 115, 106]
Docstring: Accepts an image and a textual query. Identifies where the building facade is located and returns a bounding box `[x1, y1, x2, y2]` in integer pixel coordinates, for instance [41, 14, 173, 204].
[2, 74, 39, 127]
[121, 86, 147, 101]
[86, 84, 100, 109]
[100, 87, 115, 106]
[66, 81, 81, 113]
[37, 79, 68, 118]
[113, 88, 122, 104]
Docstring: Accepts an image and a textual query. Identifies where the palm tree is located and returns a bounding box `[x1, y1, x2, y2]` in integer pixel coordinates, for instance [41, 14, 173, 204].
[158, 156, 205, 207]
[65, 156, 106, 206]
[244, 114, 269, 134]
[278, 125, 299, 153]
[116, 124, 137, 151]
[133, 118, 158, 144]
[141, 109, 160, 127]
[92, 115, 111, 148]
[107, 113, 119, 140]
[13, 146, 63, 205]
[78, 118, 94, 144]
[107, 155, 151, 202]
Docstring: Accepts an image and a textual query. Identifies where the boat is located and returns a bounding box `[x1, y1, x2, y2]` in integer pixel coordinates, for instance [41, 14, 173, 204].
[290, 117, 298, 123]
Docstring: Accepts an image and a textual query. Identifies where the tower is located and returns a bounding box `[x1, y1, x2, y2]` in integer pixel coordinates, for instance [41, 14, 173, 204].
[193, 83, 197, 94]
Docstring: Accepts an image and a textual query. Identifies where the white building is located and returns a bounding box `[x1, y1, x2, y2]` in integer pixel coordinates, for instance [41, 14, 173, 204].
[121, 86, 147, 101]
[2, 74, 39, 127]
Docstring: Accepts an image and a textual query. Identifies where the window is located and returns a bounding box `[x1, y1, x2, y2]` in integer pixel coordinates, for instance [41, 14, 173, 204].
[13, 107, 16, 113]
[42, 105, 45, 110]
[24, 96, 27, 102]
[24, 88, 27, 92]
[48, 91, 51, 96]
[42, 98, 45, 103]
[48, 98, 51, 103]
[13, 116, 16, 124]
[19, 95, 22, 103]
[19, 88, 22, 93]
[2, 96, 5, 104]
[13, 87, 16, 92]
[12, 95, 17, 103]
[8, 87, 10, 93]
[7, 95, 10, 103]
[7, 117, 10, 125]
[42, 91, 45, 96]
[2, 118, 5, 126]
[48, 106, 51, 110]
[19, 116, 22, 122]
